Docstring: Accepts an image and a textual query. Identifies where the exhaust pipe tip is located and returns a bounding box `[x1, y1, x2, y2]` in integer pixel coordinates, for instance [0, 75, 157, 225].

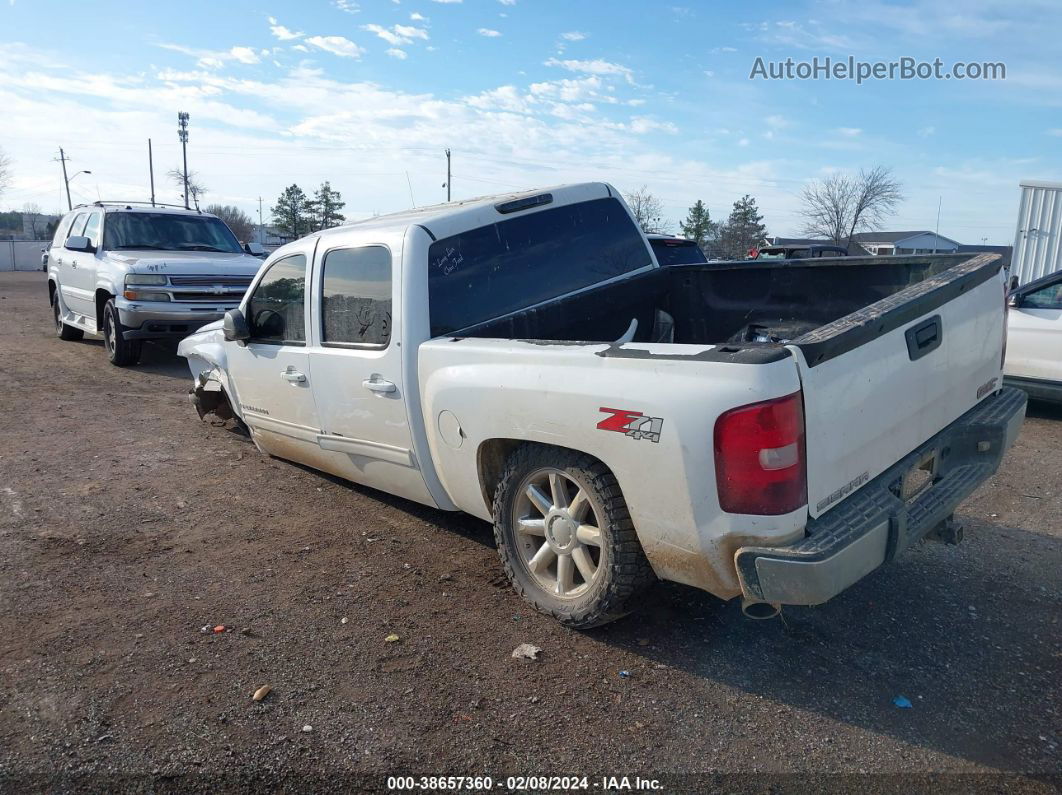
[741, 598, 781, 620]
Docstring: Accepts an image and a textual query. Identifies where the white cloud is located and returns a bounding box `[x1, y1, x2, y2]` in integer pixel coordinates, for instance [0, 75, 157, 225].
[629, 116, 677, 134]
[544, 57, 633, 84]
[431, 0, 461, 3]
[363, 23, 429, 46]
[560, 31, 586, 41]
[738, 137, 750, 147]
[499, 0, 516, 4]
[305, 36, 366, 58]
[409, 11, 427, 20]
[709, 46, 737, 54]
[292, 44, 309, 52]
[919, 126, 936, 138]
[477, 28, 502, 37]
[387, 48, 408, 59]
[764, 114, 789, 129]
[836, 127, 862, 137]
[332, 0, 360, 13]
[267, 17, 304, 41]
[158, 43, 261, 69]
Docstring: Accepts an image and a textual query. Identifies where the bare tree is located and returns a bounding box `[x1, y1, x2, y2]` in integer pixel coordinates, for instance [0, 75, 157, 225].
[0, 147, 11, 199]
[21, 202, 44, 239]
[623, 185, 668, 234]
[799, 166, 903, 245]
[205, 204, 253, 242]
[167, 167, 208, 208]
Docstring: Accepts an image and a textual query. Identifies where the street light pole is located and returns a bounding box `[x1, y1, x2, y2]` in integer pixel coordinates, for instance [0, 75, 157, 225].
[445, 148, 451, 202]
[58, 148, 72, 211]
[178, 111, 190, 209]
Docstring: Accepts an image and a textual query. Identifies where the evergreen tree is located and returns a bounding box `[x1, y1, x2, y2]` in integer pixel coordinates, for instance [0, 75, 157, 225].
[309, 182, 346, 231]
[679, 199, 717, 251]
[717, 194, 768, 259]
[271, 184, 311, 239]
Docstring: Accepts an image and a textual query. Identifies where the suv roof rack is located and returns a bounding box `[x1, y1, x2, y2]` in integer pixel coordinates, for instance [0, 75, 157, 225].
[73, 201, 203, 213]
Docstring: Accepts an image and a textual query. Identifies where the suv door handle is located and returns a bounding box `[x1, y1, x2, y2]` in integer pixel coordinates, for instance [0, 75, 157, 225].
[55, 256, 64, 265]
[362, 376, 396, 394]
[281, 368, 306, 383]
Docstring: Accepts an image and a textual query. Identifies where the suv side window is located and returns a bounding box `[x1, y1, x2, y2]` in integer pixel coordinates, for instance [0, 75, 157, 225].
[65, 213, 87, 245]
[320, 246, 392, 347]
[51, 214, 74, 249]
[1022, 281, 1062, 310]
[83, 212, 102, 248]
[246, 254, 307, 345]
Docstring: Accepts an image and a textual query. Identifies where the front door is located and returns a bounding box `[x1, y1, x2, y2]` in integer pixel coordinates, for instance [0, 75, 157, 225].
[225, 243, 321, 462]
[306, 244, 432, 504]
[59, 212, 94, 318]
[67, 210, 102, 324]
[1008, 278, 1062, 382]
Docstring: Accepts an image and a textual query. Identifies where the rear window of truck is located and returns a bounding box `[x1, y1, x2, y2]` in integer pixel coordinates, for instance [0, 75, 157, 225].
[427, 197, 651, 337]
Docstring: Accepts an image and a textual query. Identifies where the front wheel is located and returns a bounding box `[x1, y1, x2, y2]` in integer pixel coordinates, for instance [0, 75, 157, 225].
[493, 444, 656, 628]
[103, 299, 142, 366]
[52, 292, 84, 341]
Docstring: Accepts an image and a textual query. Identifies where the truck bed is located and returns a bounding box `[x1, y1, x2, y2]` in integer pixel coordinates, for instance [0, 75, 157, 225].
[453, 254, 973, 356]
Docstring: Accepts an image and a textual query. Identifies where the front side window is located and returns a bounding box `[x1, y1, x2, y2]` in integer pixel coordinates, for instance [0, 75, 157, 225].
[65, 213, 87, 244]
[427, 197, 651, 337]
[1023, 281, 1062, 310]
[321, 246, 392, 347]
[51, 214, 74, 248]
[103, 212, 243, 253]
[83, 213, 101, 248]
[246, 254, 307, 345]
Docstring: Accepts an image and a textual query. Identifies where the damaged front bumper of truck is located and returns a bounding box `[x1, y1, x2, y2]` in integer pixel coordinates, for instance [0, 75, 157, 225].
[735, 387, 1027, 607]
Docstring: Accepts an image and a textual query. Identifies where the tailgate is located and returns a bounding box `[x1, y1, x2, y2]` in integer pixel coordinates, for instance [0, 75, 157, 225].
[789, 253, 1006, 518]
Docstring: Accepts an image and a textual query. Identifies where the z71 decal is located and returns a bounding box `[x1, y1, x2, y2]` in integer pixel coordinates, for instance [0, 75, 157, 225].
[597, 407, 663, 443]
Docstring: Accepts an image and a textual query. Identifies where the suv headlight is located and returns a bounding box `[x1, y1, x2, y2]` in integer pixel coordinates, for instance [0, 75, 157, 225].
[125, 274, 167, 286]
[123, 290, 170, 302]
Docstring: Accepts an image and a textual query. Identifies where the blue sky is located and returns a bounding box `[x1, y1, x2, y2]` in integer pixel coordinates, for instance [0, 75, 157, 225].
[1, 0, 1059, 242]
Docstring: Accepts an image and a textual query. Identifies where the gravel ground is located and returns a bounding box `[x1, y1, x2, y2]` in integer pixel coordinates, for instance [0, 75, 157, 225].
[0, 271, 1059, 793]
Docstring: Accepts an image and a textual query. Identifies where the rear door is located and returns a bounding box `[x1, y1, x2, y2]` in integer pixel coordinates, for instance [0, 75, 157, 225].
[224, 243, 321, 458]
[790, 255, 1006, 518]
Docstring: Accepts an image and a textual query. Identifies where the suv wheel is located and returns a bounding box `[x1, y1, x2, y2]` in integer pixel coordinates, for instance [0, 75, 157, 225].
[52, 292, 84, 341]
[493, 444, 656, 628]
[102, 298, 142, 366]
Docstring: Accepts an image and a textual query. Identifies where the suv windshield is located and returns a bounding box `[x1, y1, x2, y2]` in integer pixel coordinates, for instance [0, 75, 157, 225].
[650, 239, 708, 266]
[103, 212, 243, 253]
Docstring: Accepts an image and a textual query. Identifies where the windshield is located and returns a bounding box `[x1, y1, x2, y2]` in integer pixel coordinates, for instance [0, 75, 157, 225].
[650, 239, 708, 266]
[103, 212, 243, 253]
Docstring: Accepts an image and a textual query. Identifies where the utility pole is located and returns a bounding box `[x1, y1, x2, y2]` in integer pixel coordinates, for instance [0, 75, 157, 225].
[258, 196, 264, 244]
[148, 138, 156, 207]
[445, 148, 451, 202]
[57, 148, 72, 211]
[177, 111, 190, 209]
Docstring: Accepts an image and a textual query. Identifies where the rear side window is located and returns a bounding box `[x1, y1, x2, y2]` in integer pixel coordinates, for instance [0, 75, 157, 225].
[651, 240, 708, 266]
[51, 215, 74, 248]
[320, 246, 392, 347]
[246, 254, 307, 345]
[427, 197, 650, 337]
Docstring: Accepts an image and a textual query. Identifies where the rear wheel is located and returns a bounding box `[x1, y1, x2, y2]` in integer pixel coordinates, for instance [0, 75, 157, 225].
[102, 298, 142, 366]
[493, 444, 656, 628]
[52, 292, 84, 341]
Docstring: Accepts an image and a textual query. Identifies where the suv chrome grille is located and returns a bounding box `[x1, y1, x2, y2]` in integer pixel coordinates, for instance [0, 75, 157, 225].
[170, 276, 254, 287]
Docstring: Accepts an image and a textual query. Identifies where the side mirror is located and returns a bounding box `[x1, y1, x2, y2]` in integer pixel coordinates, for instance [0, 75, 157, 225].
[66, 235, 95, 253]
[223, 308, 251, 343]
[245, 241, 266, 256]
[1007, 294, 1020, 308]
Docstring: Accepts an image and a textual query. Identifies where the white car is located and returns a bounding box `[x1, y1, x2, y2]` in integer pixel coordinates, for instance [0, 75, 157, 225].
[1005, 270, 1062, 402]
[47, 202, 263, 366]
[178, 182, 1024, 627]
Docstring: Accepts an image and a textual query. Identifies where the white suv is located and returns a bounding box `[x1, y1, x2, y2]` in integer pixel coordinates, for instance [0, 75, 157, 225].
[47, 203, 264, 366]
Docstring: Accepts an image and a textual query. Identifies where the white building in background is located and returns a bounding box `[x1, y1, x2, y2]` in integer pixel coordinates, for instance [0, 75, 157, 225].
[1011, 180, 1062, 286]
[850, 230, 960, 256]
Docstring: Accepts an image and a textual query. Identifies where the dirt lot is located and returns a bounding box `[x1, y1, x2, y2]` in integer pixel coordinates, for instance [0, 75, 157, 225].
[0, 271, 1059, 792]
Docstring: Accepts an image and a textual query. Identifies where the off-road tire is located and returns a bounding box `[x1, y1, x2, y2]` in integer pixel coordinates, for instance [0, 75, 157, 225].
[493, 443, 656, 628]
[52, 292, 84, 341]
[103, 298, 142, 367]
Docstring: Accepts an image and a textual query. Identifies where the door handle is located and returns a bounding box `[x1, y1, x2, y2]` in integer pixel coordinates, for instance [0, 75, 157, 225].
[362, 376, 396, 394]
[70, 262, 77, 269]
[55, 257, 64, 265]
[281, 368, 306, 383]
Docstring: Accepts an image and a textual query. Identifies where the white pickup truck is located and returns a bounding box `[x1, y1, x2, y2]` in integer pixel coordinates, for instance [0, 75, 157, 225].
[178, 182, 1026, 628]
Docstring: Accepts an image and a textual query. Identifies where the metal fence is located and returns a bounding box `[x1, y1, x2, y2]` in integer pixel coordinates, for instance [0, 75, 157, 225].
[0, 241, 48, 272]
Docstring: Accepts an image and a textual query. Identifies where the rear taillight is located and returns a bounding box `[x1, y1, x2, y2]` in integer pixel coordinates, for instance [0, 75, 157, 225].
[714, 392, 807, 515]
